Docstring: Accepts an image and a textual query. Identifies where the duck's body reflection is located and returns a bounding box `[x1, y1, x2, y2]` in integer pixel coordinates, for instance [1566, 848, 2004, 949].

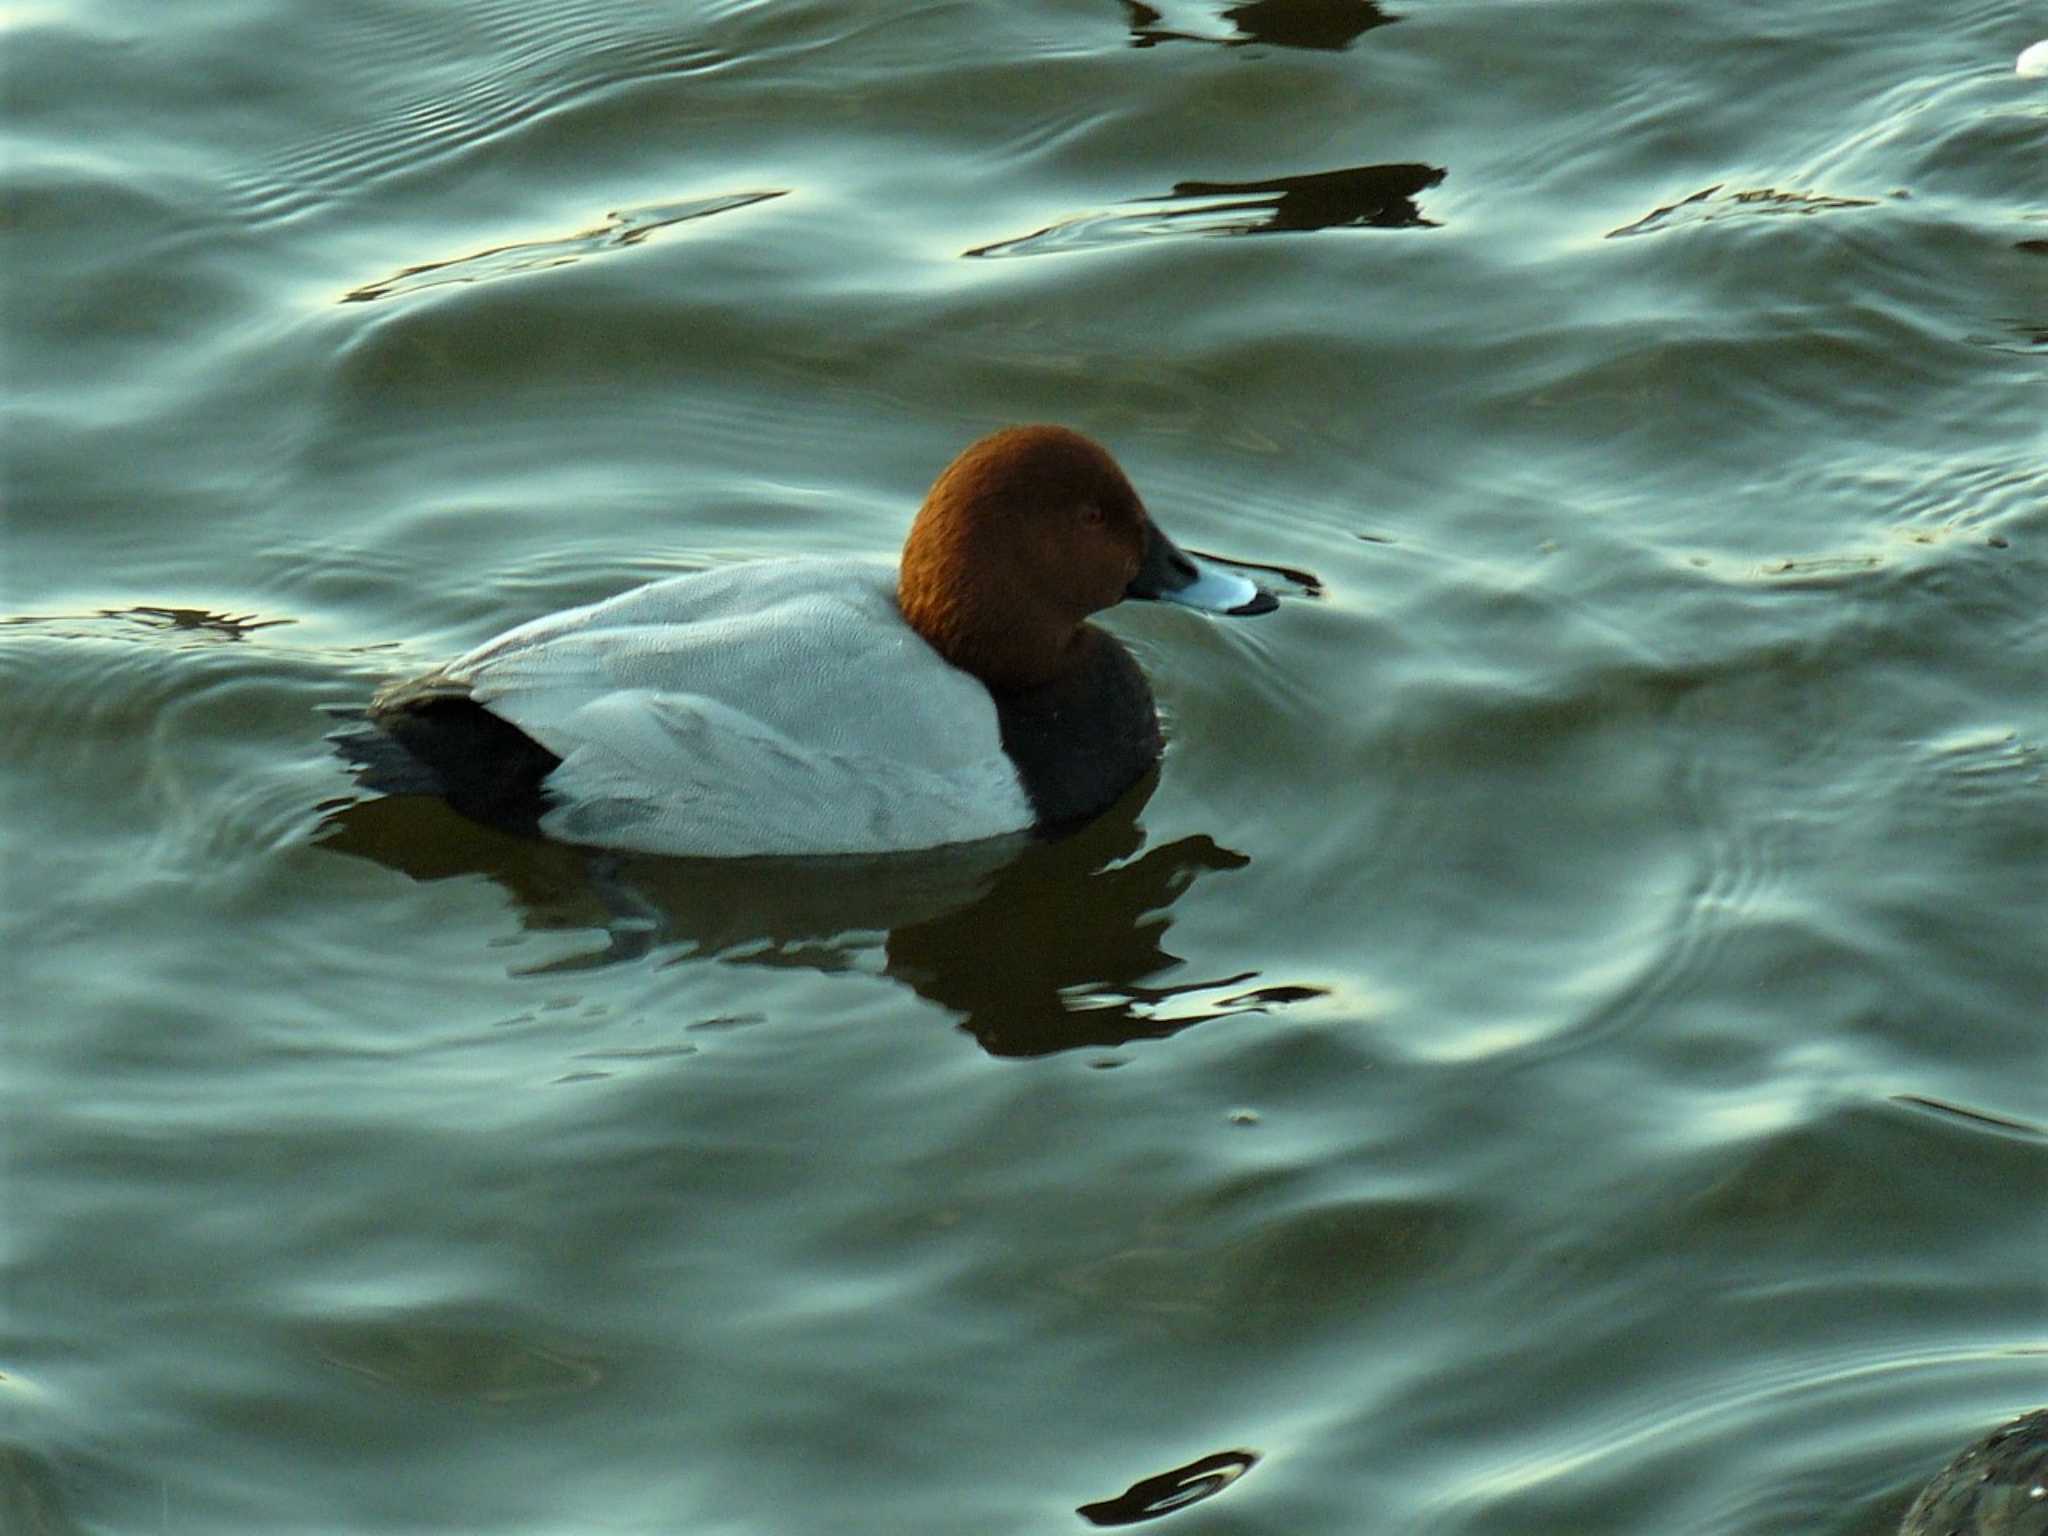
[319, 783, 1313, 1056]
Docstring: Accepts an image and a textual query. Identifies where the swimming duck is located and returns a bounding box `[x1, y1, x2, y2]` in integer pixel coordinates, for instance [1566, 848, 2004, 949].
[338, 424, 1276, 856]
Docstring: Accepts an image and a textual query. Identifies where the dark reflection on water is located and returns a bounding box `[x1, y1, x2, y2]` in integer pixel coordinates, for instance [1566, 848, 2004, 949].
[340, 192, 786, 304]
[1164, 164, 1445, 233]
[1606, 183, 1879, 239]
[1077, 1449, 1260, 1525]
[317, 792, 1022, 971]
[2, 606, 295, 643]
[1124, 0, 1395, 51]
[108, 606, 296, 640]
[885, 819, 1262, 1057]
[318, 782, 1304, 1056]
[968, 162, 1444, 257]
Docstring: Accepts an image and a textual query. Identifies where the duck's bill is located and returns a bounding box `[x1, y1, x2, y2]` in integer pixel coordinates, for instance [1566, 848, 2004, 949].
[1128, 525, 1279, 616]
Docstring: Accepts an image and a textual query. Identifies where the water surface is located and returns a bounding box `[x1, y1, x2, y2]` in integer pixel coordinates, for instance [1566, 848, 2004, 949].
[4, 1, 2045, 1531]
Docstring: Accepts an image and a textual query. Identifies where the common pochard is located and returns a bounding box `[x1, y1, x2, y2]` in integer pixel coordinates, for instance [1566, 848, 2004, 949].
[339, 425, 1275, 855]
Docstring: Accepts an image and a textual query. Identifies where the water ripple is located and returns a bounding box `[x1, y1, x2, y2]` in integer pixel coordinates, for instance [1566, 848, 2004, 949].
[223, 6, 731, 224]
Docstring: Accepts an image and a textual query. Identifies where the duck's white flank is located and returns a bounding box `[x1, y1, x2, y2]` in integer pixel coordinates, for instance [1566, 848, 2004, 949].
[438, 559, 1033, 856]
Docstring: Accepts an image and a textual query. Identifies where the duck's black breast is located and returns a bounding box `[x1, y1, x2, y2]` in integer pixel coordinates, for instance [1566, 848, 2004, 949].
[990, 628, 1162, 834]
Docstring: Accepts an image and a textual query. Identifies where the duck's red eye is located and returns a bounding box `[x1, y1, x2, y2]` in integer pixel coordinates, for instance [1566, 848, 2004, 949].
[1079, 504, 1105, 527]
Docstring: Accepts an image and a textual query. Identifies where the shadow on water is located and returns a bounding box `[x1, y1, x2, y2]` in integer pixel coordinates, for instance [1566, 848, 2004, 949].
[1122, 0, 1397, 51]
[317, 781, 1310, 1058]
[967, 162, 1445, 257]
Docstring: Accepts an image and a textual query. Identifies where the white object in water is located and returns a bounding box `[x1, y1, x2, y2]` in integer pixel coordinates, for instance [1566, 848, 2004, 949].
[2019, 39, 2048, 76]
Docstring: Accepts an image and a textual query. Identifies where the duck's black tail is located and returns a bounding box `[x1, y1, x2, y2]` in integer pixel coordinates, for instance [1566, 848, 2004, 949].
[326, 689, 562, 837]
[326, 710, 447, 797]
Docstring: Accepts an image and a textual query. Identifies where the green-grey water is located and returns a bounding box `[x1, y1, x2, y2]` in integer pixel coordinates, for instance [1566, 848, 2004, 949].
[4, 1, 2045, 1531]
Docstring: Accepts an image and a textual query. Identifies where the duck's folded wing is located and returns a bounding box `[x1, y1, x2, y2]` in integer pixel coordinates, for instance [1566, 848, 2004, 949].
[446, 565, 991, 760]
[434, 571, 1033, 855]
